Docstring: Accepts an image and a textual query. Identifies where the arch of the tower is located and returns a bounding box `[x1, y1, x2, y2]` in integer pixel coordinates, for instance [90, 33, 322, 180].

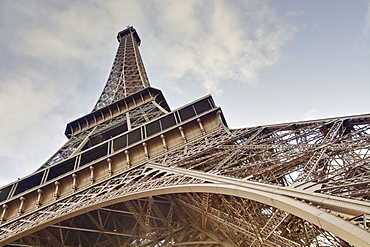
[7, 183, 369, 247]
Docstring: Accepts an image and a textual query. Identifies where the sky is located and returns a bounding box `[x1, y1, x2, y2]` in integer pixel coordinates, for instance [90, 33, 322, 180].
[1, 0, 370, 187]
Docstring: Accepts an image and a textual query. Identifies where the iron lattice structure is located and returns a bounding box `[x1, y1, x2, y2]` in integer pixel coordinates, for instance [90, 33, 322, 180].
[0, 27, 369, 247]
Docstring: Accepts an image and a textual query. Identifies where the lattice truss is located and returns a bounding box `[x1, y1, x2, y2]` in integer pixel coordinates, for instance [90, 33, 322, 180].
[5, 118, 370, 246]
[168, 119, 370, 197]
[12, 194, 345, 247]
[43, 101, 165, 168]
[93, 27, 150, 111]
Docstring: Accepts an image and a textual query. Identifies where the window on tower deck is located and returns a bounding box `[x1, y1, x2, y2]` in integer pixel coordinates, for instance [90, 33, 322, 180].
[146, 121, 161, 137]
[194, 98, 213, 114]
[160, 114, 177, 130]
[178, 106, 196, 122]
[128, 128, 142, 146]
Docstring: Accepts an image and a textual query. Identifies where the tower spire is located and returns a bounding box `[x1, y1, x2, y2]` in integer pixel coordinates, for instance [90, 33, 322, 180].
[93, 26, 150, 111]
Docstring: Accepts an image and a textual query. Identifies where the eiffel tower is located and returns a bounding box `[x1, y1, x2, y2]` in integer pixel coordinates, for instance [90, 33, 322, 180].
[1, 26, 369, 247]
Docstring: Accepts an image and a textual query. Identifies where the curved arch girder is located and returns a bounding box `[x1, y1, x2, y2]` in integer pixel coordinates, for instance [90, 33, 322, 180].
[2, 179, 369, 246]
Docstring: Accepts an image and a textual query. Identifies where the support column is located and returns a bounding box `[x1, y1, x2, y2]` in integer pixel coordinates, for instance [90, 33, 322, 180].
[125, 150, 130, 167]
[107, 158, 113, 176]
[161, 134, 168, 151]
[36, 189, 43, 208]
[90, 166, 95, 184]
[72, 174, 78, 192]
[197, 118, 208, 144]
[1, 204, 8, 222]
[143, 142, 149, 160]
[54, 181, 60, 199]
[179, 126, 186, 143]
[18, 197, 26, 216]
[197, 118, 206, 135]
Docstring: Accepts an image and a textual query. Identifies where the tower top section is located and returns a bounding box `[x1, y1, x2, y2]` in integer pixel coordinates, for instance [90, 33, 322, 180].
[117, 26, 141, 45]
[92, 26, 150, 111]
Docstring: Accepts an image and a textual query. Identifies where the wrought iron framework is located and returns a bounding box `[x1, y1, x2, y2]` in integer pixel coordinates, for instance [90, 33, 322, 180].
[93, 27, 150, 111]
[0, 27, 369, 247]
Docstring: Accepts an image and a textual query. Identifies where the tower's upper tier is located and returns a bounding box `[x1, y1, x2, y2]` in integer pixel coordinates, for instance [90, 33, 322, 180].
[93, 26, 150, 111]
[117, 26, 141, 45]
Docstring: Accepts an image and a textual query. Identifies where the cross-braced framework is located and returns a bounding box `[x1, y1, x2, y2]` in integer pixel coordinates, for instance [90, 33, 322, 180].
[0, 27, 369, 247]
[93, 26, 150, 111]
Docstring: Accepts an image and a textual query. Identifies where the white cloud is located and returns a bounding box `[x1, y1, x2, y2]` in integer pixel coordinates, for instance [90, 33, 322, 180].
[143, 0, 295, 94]
[0, 69, 66, 177]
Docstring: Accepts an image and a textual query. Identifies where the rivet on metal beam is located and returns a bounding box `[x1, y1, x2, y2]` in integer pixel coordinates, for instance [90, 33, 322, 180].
[143, 142, 149, 160]
[160, 134, 168, 151]
[179, 126, 186, 143]
[54, 181, 61, 199]
[36, 189, 43, 207]
[1, 204, 8, 223]
[90, 166, 95, 184]
[125, 150, 130, 167]
[107, 158, 113, 176]
[18, 196, 26, 216]
[72, 174, 78, 191]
